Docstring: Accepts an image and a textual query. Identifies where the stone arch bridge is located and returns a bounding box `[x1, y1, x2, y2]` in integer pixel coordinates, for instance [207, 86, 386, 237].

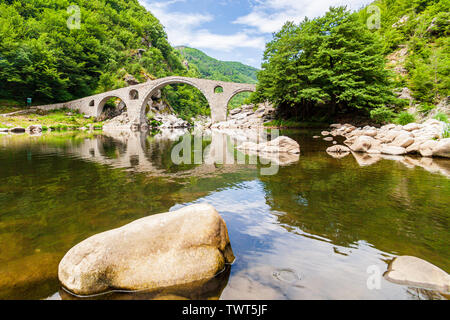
[36, 76, 256, 125]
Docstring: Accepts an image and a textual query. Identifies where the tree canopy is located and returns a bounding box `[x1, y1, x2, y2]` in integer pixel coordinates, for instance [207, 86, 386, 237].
[253, 6, 396, 120]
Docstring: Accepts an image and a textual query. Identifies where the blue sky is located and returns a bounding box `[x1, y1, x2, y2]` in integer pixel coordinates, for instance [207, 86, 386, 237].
[139, 0, 373, 68]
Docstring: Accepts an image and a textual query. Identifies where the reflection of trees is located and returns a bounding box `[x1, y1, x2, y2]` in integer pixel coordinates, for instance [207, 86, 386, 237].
[97, 135, 127, 159]
[258, 152, 450, 271]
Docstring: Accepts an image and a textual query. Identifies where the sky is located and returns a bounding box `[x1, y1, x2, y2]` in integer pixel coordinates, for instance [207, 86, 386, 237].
[139, 0, 373, 68]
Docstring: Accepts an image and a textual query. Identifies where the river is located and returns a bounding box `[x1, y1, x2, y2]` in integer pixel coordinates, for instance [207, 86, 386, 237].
[0, 129, 448, 299]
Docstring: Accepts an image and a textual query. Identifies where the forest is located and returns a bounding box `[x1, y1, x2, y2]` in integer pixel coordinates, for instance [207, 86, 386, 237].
[0, 0, 448, 123]
[0, 0, 211, 119]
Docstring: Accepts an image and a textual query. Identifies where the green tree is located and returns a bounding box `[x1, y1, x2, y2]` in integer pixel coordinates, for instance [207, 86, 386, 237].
[254, 6, 395, 120]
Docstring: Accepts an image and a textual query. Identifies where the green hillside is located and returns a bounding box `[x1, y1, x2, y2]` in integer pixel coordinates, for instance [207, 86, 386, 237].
[176, 46, 258, 84]
[359, 0, 449, 106]
[176, 46, 258, 108]
[0, 0, 209, 119]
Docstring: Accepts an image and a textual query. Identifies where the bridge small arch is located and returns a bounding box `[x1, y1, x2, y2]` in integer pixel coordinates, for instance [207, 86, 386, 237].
[214, 86, 224, 94]
[129, 89, 139, 100]
[226, 88, 255, 110]
[89, 100, 95, 107]
[97, 95, 127, 121]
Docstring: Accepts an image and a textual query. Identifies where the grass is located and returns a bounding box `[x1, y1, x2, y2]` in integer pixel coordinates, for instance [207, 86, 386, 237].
[433, 112, 448, 123]
[442, 124, 450, 139]
[0, 108, 102, 130]
[394, 112, 416, 125]
[0, 105, 23, 114]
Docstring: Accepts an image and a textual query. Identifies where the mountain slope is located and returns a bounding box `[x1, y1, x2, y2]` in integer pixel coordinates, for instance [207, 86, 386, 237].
[358, 0, 449, 111]
[0, 0, 196, 103]
[176, 46, 258, 84]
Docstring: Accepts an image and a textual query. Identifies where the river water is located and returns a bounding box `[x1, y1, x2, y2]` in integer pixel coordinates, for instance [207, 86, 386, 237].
[0, 129, 448, 300]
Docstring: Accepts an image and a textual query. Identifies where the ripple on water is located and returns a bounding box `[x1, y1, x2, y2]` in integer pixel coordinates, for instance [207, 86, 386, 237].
[272, 268, 302, 285]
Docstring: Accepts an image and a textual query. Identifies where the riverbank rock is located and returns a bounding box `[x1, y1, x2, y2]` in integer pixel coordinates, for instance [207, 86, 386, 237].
[384, 256, 450, 292]
[58, 203, 235, 296]
[210, 102, 275, 129]
[326, 121, 449, 159]
[381, 145, 407, 155]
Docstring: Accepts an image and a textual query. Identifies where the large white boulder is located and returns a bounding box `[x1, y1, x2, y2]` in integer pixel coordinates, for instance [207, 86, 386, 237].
[58, 203, 235, 296]
[384, 256, 450, 292]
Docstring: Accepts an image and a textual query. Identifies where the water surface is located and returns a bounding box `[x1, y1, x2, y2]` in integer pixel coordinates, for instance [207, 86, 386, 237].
[0, 129, 448, 300]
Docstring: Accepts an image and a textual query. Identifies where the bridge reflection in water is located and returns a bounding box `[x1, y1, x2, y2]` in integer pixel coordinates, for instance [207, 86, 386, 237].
[63, 128, 295, 177]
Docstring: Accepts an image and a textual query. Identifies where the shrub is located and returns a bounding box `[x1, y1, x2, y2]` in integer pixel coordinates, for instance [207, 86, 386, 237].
[434, 112, 448, 123]
[418, 103, 435, 114]
[370, 107, 396, 124]
[394, 112, 416, 125]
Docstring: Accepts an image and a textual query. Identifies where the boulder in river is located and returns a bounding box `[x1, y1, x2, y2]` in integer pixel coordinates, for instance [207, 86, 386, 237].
[238, 136, 300, 155]
[384, 256, 450, 292]
[26, 125, 42, 134]
[9, 127, 25, 133]
[58, 203, 235, 296]
[326, 145, 350, 154]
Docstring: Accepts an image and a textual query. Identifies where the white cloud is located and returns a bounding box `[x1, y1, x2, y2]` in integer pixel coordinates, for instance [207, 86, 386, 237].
[235, 0, 373, 34]
[140, 0, 266, 51]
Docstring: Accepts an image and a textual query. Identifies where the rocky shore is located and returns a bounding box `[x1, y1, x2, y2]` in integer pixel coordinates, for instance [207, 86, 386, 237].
[210, 102, 275, 129]
[324, 119, 449, 158]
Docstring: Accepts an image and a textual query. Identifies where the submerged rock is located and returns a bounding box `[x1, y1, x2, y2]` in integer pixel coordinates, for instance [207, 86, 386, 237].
[384, 256, 450, 292]
[326, 145, 350, 154]
[326, 145, 350, 159]
[10, 127, 25, 133]
[58, 203, 235, 296]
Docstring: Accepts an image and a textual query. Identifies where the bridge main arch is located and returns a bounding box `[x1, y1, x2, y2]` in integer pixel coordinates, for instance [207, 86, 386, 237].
[139, 77, 212, 122]
[136, 76, 256, 124]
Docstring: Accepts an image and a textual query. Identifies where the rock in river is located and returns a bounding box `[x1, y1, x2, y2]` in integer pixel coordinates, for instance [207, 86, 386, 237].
[58, 203, 235, 296]
[384, 256, 450, 292]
